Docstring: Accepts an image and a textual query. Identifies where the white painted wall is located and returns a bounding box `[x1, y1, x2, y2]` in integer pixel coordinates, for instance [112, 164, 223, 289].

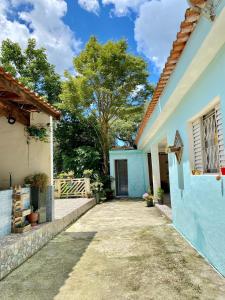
[0, 112, 53, 189]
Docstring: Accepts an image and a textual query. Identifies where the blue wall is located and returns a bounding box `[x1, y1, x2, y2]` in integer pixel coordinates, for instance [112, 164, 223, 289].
[141, 39, 225, 274]
[0, 188, 30, 238]
[109, 150, 149, 198]
[0, 190, 13, 238]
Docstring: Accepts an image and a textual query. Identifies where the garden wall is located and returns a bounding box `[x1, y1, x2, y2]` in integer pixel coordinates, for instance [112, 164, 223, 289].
[0, 198, 95, 280]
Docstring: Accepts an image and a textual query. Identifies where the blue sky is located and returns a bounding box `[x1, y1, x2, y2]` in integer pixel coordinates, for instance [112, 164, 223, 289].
[65, 1, 161, 82]
[0, 0, 188, 84]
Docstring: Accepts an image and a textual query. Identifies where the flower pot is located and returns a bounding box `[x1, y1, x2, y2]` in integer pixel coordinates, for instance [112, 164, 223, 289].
[146, 200, 154, 207]
[105, 190, 114, 200]
[221, 167, 225, 175]
[28, 212, 39, 226]
[95, 193, 101, 204]
[158, 198, 164, 205]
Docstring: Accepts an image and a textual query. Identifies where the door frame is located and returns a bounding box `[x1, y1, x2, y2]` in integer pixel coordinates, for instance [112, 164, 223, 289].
[115, 159, 128, 197]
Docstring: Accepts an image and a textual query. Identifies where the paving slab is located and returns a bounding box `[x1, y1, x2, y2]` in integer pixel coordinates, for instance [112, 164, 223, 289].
[0, 200, 225, 300]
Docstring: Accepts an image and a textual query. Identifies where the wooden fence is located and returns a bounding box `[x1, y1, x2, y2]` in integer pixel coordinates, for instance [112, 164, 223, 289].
[54, 178, 91, 198]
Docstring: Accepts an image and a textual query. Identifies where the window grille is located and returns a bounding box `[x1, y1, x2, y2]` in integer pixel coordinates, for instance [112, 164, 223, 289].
[202, 109, 218, 173]
[192, 103, 225, 173]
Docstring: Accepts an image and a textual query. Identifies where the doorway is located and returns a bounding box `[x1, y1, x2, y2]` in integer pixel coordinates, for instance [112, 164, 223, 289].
[148, 152, 171, 207]
[115, 160, 128, 197]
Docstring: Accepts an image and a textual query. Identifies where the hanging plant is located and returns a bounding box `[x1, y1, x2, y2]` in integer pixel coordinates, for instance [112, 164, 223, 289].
[25, 125, 49, 142]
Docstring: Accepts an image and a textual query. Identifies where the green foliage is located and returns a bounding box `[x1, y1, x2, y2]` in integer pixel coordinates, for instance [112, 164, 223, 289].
[56, 171, 74, 179]
[60, 37, 152, 174]
[24, 173, 49, 191]
[91, 174, 104, 193]
[54, 112, 102, 177]
[62, 146, 101, 178]
[111, 109, 144, 147]
[0, 38, 61, 103]
[157, 188, 165, 199]
[83, 169, 93, 177]
[26, 125, 49, 142]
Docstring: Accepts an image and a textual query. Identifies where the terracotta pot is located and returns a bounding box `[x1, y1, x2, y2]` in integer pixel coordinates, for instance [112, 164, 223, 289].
[28, 212, 39, 226]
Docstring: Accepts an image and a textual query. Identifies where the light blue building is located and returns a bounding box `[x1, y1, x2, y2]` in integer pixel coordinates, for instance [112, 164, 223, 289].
[110, 1, 225, 276]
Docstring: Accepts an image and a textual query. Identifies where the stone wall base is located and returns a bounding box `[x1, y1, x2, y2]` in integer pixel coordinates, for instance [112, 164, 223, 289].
[0, 198, 96, 280]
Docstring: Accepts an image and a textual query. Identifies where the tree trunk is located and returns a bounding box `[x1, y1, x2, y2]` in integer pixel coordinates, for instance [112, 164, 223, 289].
[101, 121, 110, 176]
[102, 146, 109, 175]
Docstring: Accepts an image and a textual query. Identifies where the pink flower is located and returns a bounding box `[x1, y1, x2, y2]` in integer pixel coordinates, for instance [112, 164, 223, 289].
[142, 193, 149, 199]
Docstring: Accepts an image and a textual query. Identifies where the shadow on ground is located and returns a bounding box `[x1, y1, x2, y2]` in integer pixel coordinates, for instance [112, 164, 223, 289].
[0, 231, 96, 300]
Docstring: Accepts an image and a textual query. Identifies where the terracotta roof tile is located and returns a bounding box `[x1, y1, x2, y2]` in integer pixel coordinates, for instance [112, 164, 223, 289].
[0, 67, 61, 119]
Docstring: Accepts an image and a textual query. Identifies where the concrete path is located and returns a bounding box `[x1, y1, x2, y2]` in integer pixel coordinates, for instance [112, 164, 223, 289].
[1, 200, 225, 300]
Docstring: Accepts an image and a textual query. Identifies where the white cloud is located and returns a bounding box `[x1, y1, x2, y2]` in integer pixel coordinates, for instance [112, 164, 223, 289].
[78, 0, 188, 71]
[0, 0, 81, 74]
[134, 0, 188, 70]
[102, 0, 146, 16]
[78, 0, 100, 14]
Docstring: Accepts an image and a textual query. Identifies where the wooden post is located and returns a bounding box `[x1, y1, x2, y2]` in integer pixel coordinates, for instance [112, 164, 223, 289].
[54, 179, 61, 199]
[84, 178, 91, 198]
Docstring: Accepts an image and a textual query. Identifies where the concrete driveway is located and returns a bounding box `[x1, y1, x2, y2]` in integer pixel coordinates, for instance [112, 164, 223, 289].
[1, 200, 225, 300]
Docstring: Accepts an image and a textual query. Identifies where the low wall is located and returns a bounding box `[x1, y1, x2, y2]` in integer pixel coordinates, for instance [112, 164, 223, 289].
[0, 188, 30, 238]
[0, 198, 96, 280]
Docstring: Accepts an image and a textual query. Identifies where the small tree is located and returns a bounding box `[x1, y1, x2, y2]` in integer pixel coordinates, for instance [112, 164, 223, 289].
[60, 37, 152, 175]
[0, 38, 61, 104]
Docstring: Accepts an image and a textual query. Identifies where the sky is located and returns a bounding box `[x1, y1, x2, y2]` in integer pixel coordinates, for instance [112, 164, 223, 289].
[0, 0, 188, 83]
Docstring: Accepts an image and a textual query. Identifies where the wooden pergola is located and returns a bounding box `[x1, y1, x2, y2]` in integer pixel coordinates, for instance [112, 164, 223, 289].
[0, 67, 61, 126]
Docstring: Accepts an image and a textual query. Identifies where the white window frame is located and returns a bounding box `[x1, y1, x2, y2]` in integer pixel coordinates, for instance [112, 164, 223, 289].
[191, 102, 225, 174]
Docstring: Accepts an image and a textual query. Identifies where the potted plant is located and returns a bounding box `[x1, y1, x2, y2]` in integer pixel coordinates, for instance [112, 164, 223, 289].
[105, 188, 114, 200]
[57, 171, 74, 179]
[91, 179, 103, 204]
[28, 206, 39, 226]
[24, 175, 33, 187]
[221, 167, 225, 176]
[31, 173, 49, 191]
[25, 125, 49, 142]
[157, 188, 165, 205]
[83, 169, 93, 178]
[27, 173, 49, 223]
[143, 192, 154, 207]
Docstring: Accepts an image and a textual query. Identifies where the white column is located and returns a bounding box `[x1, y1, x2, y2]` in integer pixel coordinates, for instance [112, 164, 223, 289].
[143, 153, 150, 192]
[151, 144, 161, 196]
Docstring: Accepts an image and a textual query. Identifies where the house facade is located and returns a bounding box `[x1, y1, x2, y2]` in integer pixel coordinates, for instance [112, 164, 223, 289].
[0, 67, 60, 237]
[110, 1, 225, 276]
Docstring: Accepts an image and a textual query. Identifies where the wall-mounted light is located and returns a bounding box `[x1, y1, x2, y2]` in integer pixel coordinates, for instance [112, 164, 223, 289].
[7, 115, 16, 125]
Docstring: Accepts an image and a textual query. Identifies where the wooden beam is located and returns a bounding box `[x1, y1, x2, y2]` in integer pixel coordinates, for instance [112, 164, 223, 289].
[0, 74, 60, 119]
[0, 100, 30, 126]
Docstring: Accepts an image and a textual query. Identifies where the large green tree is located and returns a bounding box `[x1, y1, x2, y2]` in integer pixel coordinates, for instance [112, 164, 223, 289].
[60, 37, 152, 175]
[54, 112, 103, 177]
[0, 38, 61, 104]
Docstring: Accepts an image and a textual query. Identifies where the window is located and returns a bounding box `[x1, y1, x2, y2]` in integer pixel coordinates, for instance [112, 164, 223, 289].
[192, 103, 225, 173]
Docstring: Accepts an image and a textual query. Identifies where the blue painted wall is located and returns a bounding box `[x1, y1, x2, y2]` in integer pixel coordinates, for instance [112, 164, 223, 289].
[109, 150, 149, 198]
[140, 36, 225, 274]
[0, 190, 13, 238]
[0, 188, 30, 238]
